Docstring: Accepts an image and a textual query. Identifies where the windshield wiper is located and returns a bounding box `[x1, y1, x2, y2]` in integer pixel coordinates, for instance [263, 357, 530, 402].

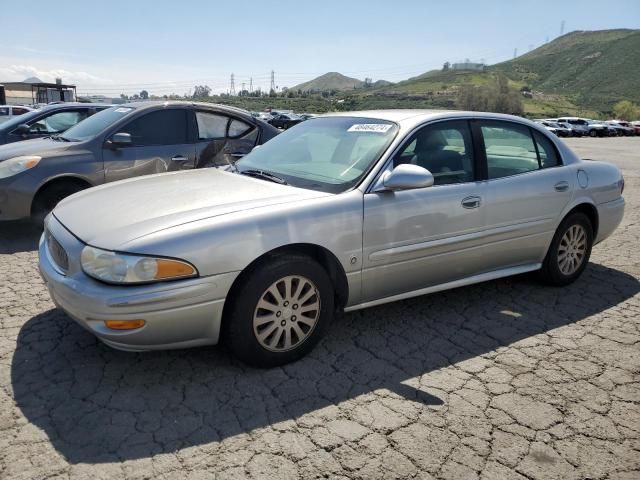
[239, 169, 288, 185]
[50, 134, 70, 142]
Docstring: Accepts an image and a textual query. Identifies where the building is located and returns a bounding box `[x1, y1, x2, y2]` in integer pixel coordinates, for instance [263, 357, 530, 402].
[0, 77, 76, 105]
[451, 61, 486, 72]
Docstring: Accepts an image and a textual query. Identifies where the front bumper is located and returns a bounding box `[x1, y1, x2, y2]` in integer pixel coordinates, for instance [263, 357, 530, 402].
[38, 214, 240, 351]
[0, 172, 36, 221]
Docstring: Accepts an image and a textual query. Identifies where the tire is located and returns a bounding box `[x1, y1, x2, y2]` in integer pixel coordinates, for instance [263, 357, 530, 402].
[539, 212, 593, 285]
[225, 254, 335, 367]
[589, 129, 597, 137]
[32, 182, 86, 226]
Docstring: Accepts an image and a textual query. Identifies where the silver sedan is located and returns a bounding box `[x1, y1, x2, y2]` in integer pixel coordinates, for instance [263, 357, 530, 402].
[38, 110, 625, 366]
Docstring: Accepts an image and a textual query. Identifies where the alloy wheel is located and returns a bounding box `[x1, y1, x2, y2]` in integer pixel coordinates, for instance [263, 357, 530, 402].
[557, 224, 587, 275]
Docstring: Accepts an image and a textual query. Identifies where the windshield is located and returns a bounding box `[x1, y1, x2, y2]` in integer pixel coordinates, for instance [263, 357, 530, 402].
[63, 106, 136, 141]
[235, 116, 398, 193]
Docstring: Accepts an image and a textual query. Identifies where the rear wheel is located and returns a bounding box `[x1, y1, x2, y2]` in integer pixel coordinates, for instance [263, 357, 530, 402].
[31, 181, 87, 226]
[589, 129, 597, 137]
[539, 212, 593, 285]
[225, 255, 334, 367]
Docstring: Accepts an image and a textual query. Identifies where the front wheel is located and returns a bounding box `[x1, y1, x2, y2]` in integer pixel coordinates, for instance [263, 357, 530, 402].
[225, 255, 334, 367]
[539, 212, 593, 285]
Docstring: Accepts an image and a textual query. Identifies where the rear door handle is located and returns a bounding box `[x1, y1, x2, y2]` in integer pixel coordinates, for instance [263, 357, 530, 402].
[461, 196, 481, 209]
[554, 181, 569, 192]
[171, 155, 188, 162]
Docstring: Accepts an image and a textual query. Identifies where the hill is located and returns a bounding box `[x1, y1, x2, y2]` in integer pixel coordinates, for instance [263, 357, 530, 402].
[492, 29, 640, 110]
[292, 72, 364, 92]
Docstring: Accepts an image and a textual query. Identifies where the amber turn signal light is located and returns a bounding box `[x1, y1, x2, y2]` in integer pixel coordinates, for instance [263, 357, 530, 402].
[104, 319, 146, 330]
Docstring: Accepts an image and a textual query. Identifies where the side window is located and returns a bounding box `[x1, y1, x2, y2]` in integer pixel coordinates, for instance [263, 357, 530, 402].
[12, 107, 29, 115]
[0, 107, 8, 116]
[124, 109, 188, 146]
[480, 122, 539, 179]
[196, 112, 228, 139]
[228, 118, 252, 137]
[28, 110, 88, 133]
[533, 130, 560, 168]
[393, 120, 474, 185]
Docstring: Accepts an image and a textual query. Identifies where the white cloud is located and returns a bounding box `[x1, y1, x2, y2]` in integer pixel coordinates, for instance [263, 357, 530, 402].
[0, 65, 111, 85]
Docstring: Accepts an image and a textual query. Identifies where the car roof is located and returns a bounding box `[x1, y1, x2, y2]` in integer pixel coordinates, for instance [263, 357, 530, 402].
[121, 101, 256, 118]
[320, 109, 540, 130]
[37, 102, 112, 111]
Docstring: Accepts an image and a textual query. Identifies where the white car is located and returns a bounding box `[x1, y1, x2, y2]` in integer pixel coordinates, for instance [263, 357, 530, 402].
[0, 105, 34, 124]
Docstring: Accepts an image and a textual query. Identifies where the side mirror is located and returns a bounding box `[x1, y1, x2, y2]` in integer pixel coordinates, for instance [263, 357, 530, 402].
[15, 124, 30, 135]
[375, 164, 434, 192]
[108, 132, 132, 148]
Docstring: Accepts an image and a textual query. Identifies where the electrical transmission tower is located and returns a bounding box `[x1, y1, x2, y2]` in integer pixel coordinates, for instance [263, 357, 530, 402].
[513, 48, 518, 59]
[249, 77, 253, 93]
[560, 20, 565, 36]
[270, 70, 276, 92]
[230, 73, 236, 96]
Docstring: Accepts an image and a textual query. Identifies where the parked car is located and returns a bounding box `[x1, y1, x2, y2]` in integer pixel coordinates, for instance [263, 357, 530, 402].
[556, 117, 608, 137]
[540, 120, 572, 137]
[269, 113, 303, 130]
[0, 105, 35, 125]
[0, 101, 279, 222]
[299, 113, 318, 121]
[631, 121, 640, 136]
[554, 118, 586, 137]
[256, 112, 275, 123]
[39, 110, 625, 366]
[606, 120, 635, 136]
[0, 103, 110, 145]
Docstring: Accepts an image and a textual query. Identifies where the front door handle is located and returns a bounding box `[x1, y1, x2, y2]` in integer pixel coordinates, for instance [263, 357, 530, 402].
[461, 196, 481, 209]
[171, 155, 188, 162]
[554, 181, 569, 192]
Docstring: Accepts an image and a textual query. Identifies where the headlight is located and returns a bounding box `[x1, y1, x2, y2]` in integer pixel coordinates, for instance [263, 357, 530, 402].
[0, 156, 41, 179]
[80, 246, 197, 284]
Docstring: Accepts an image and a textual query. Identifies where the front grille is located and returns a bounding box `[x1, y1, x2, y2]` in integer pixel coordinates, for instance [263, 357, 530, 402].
[46, 230, 69, 274]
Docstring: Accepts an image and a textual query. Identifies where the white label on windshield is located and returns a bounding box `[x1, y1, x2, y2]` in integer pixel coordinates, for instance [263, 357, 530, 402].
[115, 107, 133, 113]
[347, 124, 392, 133]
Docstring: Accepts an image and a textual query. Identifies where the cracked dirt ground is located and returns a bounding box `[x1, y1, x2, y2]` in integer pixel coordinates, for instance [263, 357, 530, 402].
[0, 138, 639, 479]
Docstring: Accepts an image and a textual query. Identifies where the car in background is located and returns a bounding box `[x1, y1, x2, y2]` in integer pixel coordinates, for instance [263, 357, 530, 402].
[39, 110, 624, 366]
[555, 118, 587, 137]
[631, 121, 640, 136]
[255, 112, 275, 123]
[606, 120, 635, 136]
[0, 105, 35, 124]
[299, 113, 318, 121]
[269, 112, 303, 130]
[535, 120, 571, 137]
[557, 117, 610, 137]
[0, 103, 110, 145]
[0, 101, 279, 222]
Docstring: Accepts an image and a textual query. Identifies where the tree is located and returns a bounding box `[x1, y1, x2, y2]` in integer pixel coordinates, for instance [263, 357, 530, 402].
[457, 73, 523, 115]
[364, 78, 373, 88]
[192, 85, 211, 98]
[140, 90, 149, 100]
[612, 100, 638, 121]
[120, 93, 129, 100]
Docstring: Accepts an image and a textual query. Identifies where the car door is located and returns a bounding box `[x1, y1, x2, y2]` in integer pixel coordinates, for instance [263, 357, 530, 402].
[102, 108, 196, 183]
[8, 108, 90, 142]
[193, 110, 259, 168]
[362, 120, 489, 302]
[475, 119, 573, 269]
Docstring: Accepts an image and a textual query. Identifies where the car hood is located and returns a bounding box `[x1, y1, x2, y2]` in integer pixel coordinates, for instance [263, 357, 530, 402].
[53, 168, 331, 250]
[0, 137, 74, 160]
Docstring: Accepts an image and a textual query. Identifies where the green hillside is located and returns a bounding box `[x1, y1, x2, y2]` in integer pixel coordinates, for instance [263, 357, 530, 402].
[492, 29, 640, 110]
[291, 72, 363, 92]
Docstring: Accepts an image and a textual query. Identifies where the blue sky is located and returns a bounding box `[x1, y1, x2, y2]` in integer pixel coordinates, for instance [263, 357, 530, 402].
[2, 0, 639, 96]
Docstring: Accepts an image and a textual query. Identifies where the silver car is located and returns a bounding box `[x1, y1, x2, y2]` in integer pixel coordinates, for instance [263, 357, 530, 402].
[39, 110, 625, 366]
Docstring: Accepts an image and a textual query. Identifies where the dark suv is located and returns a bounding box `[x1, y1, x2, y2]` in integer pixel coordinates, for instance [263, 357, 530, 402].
[0, 101, 279, 222]
[0, 103, 111, 145]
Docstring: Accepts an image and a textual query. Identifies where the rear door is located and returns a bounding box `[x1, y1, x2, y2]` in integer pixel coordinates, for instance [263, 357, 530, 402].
[475, 120, 573, 268]
[193, 110, 259, 168]
[103, 108, 195, 183]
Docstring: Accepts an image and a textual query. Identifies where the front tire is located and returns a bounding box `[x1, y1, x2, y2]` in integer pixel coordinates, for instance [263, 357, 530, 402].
[31, 182, 86, 226]
[539, 212, 593, 285]
[225, 255, 334, 367]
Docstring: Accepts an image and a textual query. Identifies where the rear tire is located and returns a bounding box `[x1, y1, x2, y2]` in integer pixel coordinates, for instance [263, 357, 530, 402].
[225, 254, 334, 367]
[539, 212, 593, 285]
[32, 182, 86, 226]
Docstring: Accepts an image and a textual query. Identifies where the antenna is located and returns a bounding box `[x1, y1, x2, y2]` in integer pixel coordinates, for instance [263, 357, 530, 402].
[560, 20, 565, 36]
[270, 70, 276, 92]
[230, 73, 236, 96]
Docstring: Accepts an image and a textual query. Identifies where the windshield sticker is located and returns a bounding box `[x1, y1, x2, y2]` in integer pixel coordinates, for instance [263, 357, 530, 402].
[347, 124, 392, 133]
[114, 107, 133, 113]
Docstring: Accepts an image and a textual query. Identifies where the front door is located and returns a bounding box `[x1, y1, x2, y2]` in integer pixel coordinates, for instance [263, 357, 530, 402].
[362, 120, 488, 302]
[103, 108, 196, 183]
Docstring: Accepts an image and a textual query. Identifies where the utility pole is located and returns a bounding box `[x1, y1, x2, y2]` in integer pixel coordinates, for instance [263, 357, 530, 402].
[230, 73, 236, 96]
[270, 70, 276, 93]
[241, 82, 245, 93]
